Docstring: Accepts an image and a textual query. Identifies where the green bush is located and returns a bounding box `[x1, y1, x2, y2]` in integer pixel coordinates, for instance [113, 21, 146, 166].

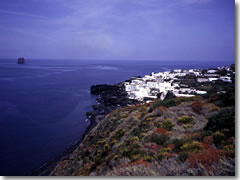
[158, 118, 174, 130]
[113, 128, 126, 140]
[143, 155, 153, 162]
[183, 124, 193, 129]
[150, 133, 169, 145]
[180, 141, 203, 152]
[204, 107, 235, 137]
[148, 99, 177, 112]
[122, 144, 143, 160]
[178, 115, 194, 125]
[171, 139, 185, 152]
[213, 131, 226, 148]
[157, 152, 168, 161]
[177, 152, 189, 162]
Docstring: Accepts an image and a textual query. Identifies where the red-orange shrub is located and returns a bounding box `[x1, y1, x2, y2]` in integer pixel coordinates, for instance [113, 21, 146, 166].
[155, 128, 167, 134]
[203, 136, 214, 145]
[120, 160, 152, 169]
[188, 148, 226, 170]
[166, 153, 176, 159]
[186, 132, 201, 141]
[144, 143, 161, 152]
[201, 143, 211, 149]
[191, 101, 204, 113]
[168, 144, 175, 150]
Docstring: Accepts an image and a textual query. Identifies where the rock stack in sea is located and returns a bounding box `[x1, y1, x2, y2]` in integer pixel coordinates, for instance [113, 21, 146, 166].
[17, 57, 25, 64]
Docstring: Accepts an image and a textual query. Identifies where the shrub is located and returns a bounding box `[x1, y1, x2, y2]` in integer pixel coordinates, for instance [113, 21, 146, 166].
[155, 128, 167, 134]
[131, 154, 141, 162]
[168, 144, 175, 150]
[96, 140, 106, 146]
[177, 152, 189, 162]
[110, 138, 118, 146]
[178, 115, 194, 125]
[157, 152, 168, 161]
[172, 139, 185, 152]
[144, 143, 161, 152]
[160, 147, 172, 152]
[152, 106, 167, 117]
[191, 101, 204, 113]
[188, 148, 226, 169]
[104, 144, 111, 152]
[143, 155, 153, 162]
[125, 159, 152, 168]
[131, 127, 143, 137]
[180, 141, 203, 152]
[203, 136, 214, 145]
[150, 133, 169, 145]
[201, 143, 211, 149]
[213, 131, 226, 148]
[210, 105, 220, 112]
[130, 136, 140, 144]
[114, 128, 126, 140]
[122, 144, 144, 161]
[204, 107, 235, 137]
[148, 99, 177, 113]
[224, 145, 234, 154]
[140, 133, 147, 138]
[119, 113, 128, 118]
[158, 118, 174, 130]
[174, 96, 202, 104]
[185, 132, 202, 141]
[183, 124, 193, 129]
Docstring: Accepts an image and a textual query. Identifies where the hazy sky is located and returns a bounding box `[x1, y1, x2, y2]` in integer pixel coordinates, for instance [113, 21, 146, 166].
[0, 0, 235, 61]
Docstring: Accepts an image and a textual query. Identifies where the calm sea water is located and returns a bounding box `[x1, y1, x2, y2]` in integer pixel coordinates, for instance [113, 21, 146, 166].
[0, 59, 233, 175]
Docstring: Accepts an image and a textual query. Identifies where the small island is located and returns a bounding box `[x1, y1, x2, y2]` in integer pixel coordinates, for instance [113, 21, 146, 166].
[17, 57, 25, 64]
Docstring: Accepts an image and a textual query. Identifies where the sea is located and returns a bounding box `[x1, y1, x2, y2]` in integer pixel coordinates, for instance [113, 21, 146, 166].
[0, 59, 234, 175]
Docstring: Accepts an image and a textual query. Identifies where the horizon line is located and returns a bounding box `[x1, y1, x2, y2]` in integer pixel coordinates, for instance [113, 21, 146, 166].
[0, 58, 235, 62]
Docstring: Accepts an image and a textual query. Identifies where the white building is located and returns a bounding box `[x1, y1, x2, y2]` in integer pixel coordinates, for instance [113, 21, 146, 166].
[207, 69, 217, 73]
[208, 77, 219, 82]
[197, 78, 209, 83]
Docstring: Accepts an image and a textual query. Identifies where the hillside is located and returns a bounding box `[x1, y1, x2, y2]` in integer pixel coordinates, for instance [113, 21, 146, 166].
[51, 83, 235, 176]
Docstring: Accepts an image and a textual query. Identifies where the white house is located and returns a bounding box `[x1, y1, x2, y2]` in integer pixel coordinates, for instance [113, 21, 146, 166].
[197, 78, 209, 83]
[208, 77, 219, 82]
[207, 69, 217, 74]
[196, 90, 207, 94]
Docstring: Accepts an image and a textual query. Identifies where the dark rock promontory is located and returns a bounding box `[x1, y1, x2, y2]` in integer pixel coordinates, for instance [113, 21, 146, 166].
[85, 82, 140, 133]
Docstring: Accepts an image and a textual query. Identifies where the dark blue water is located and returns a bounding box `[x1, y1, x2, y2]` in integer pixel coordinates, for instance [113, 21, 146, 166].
[0, 59, 233, 175]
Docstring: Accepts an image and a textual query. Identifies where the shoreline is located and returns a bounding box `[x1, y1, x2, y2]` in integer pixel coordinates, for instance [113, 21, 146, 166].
[32, 82, 139, 176]
[32, 64, 235, 175]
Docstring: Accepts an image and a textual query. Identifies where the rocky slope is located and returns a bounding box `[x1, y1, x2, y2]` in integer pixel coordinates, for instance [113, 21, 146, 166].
[51, 86, 235, 176]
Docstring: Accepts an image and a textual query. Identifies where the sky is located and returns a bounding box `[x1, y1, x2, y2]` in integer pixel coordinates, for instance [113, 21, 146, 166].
[0, 0, 235, 61]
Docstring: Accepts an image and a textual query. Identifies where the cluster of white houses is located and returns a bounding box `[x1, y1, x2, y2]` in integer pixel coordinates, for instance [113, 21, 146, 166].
[124, 66, 233, 102]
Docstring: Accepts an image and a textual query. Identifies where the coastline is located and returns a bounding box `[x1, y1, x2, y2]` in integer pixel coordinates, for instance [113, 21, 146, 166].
[32, 82, 139, 176]
[32, 64, 235, 175]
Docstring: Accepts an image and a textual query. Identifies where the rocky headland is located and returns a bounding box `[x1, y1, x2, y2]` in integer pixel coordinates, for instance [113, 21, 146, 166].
[86, 83, 140, 134]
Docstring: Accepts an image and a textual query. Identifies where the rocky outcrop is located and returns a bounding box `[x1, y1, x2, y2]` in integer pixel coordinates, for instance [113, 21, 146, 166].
[85, 83, 140, 137]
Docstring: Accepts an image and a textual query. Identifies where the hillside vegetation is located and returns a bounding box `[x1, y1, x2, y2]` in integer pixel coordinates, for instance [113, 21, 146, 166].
[51, 84, 235, 176]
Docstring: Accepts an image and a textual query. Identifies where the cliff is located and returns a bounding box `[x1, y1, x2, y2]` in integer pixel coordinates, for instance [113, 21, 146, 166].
[51, 84, 235, 176]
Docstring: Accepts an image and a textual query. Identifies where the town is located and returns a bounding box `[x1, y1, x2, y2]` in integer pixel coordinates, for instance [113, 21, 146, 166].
[124, 65, 235, 102]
